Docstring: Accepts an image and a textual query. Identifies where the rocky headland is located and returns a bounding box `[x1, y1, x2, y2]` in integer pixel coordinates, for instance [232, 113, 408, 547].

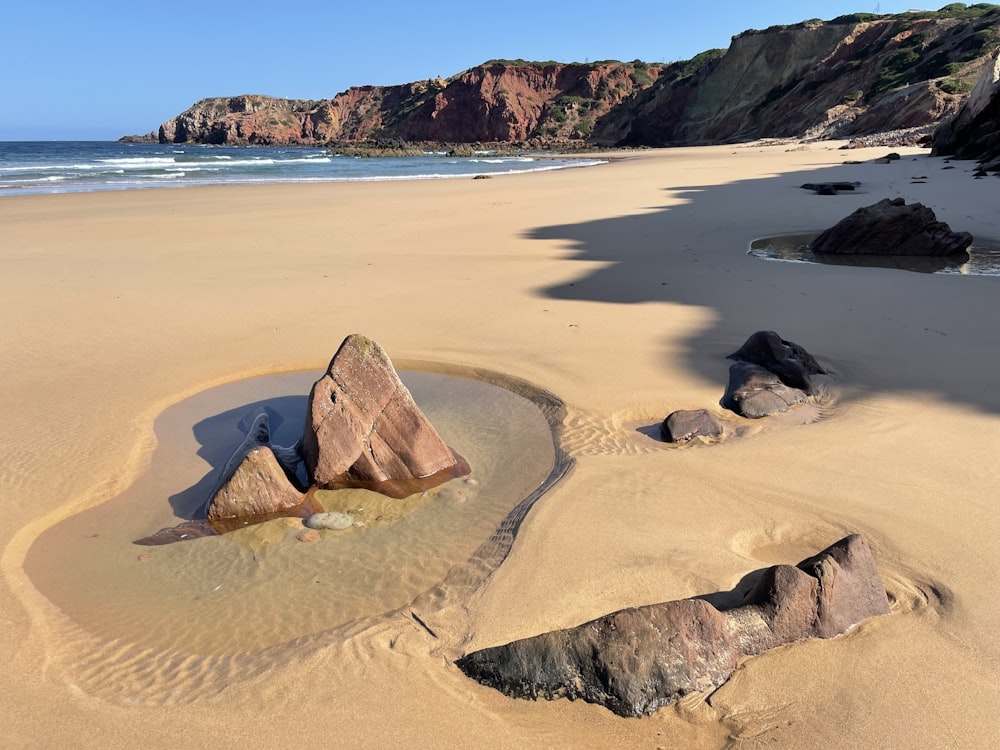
[122, 7, 1000, 150]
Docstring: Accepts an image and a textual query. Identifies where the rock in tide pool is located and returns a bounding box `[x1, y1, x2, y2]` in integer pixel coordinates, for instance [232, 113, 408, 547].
[205, 412, 307, 525]
[660, 409, 723, 443]
[456, 534, 889, 718]
[305, 511, 354, 531]
[301, 334, 470, 498]
[809, 198, 972, 257]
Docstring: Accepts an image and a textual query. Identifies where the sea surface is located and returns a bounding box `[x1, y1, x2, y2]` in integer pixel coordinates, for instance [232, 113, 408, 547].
[0, 141, 606, 196]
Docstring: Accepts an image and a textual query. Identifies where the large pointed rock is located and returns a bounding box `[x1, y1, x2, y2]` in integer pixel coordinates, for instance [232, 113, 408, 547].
[302, 334, 469, 498]
[205, 412, 307, 526]
[456, 534, 889, 718]
[809, 197, 972, 257]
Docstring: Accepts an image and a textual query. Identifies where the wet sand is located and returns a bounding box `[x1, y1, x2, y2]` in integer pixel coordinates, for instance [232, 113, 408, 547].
[2, 143, 999, 748]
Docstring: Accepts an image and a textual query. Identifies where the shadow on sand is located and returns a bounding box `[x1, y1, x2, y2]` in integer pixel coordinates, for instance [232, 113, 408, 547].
[529, 155, 1000, 414]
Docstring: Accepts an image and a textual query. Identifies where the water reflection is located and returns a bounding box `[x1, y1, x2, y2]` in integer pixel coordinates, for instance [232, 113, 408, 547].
[749, 233, 1000, 276]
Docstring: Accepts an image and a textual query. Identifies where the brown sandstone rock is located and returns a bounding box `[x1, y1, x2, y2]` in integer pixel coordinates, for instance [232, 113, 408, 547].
[809, 198, 973, 257]
[205, 412, 306, 525]
[456, 534, 889, 718]
[301, 334, 469, 498]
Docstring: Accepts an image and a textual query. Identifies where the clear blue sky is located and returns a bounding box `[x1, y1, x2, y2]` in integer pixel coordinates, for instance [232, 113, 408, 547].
[3, 0, 925, 140]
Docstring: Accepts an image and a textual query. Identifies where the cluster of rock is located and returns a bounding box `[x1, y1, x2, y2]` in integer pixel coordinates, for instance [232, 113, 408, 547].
[660, 330, 826, 443]
[204, 334, 469, 529]
[456, 534, 890, 717]
[809, 198, 973, 257]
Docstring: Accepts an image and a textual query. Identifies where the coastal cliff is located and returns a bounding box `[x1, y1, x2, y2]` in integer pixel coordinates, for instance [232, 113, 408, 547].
[128, 6, 1000, 148]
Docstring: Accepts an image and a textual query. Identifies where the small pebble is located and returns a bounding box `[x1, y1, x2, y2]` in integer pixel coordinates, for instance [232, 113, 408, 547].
[305, 511, 354, 531]
[297, 530, 320, 543]
[137, 553, 151, 562]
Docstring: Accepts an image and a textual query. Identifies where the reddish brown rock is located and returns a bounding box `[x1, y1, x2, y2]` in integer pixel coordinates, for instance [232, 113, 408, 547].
[810, 198, 973, 257]
[205, 412, 307, 527]
[456, 534, 889, 717]
[302, 334, 469, 498]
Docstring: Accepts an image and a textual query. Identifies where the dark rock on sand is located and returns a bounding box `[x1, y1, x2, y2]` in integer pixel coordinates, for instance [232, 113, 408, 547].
[456, 534, 889, 718]
[205, 412, 307, 525]
[660, 409, 723, 442]
[722, 362, 808, 418]
[800, 181, 859, 194]
[727, 330, 826, 395]
[302, 334, 469, 499]
[809, 198, 973, 257]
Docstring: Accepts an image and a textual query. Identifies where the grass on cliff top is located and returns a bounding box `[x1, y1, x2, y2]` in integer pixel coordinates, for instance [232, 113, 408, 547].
[735, 3, 1000, 37]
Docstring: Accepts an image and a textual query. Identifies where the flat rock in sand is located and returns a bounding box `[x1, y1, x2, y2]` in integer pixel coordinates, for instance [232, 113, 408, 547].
[456, 534, 889, 718]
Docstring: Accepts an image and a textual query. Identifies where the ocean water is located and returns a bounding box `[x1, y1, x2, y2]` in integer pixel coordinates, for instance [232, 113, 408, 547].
[0, 141, 606, 196]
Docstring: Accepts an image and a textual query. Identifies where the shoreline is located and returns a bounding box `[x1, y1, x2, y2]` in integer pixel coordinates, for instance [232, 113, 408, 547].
[2, 143, 998, 748]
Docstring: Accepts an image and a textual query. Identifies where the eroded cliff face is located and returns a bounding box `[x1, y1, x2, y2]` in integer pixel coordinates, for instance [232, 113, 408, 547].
[616, 12, 999, 145]
[933, 47, 1000, 160]
[139, 8, 1000, 148]
[153, 62, 663, 147]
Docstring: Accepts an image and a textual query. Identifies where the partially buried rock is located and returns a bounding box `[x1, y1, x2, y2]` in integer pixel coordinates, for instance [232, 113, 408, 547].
[456, 534, 889, 718]
[205, 412, 307, 526]
[722, 361, 808, 418]
[660, 409, 723, 442]
[727, 330, 826, 395]
[810, 197, 972, 257]
[302, 334, 470, 499]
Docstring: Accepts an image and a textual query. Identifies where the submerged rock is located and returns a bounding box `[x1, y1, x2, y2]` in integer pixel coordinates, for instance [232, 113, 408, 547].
[809, 198, 972, 257]
[205, 412, 307, 525]
[660, 409, 723, 442]
[302, 334, 470, 498]
[456, 534, 889, 718]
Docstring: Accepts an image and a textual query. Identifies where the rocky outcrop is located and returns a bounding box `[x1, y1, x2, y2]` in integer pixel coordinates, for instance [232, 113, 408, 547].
[150, 62, 663, 147]
[810, 198, 973, 256]
[660, 409, 723, 443]
[204, 412, 306, 526]
[302, 334, 470, 498]
[456, 534, 889, 718]
[933, 47, 1000, 162]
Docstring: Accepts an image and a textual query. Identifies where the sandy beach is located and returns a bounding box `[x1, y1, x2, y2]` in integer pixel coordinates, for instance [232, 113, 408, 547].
[2, 143, 998, 748]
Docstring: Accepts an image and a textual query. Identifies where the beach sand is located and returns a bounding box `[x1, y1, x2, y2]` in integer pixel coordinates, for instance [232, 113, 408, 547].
[1, 143, 998, 748]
